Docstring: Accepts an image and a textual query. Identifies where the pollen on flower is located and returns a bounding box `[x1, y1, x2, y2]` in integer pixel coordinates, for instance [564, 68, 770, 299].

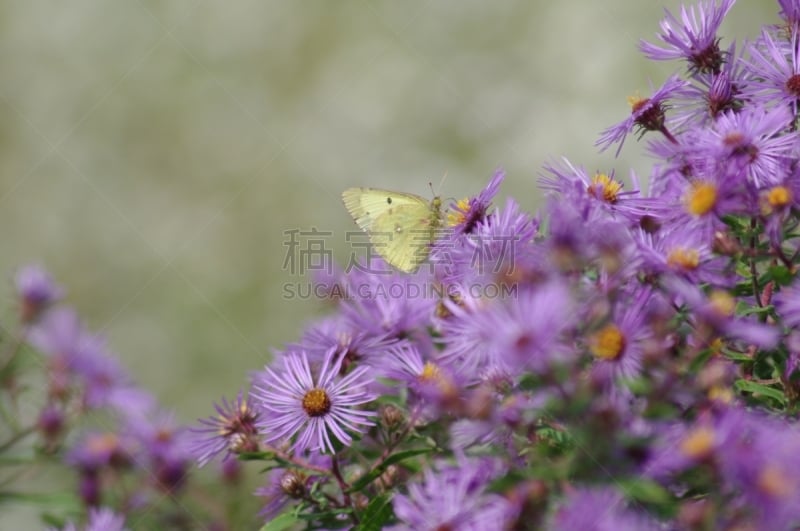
[767, 186, 792, 207]
[302, 388, 332, 417]
[589, 324, 625, 360]
[666, 247, 700, 270]
[588, 173, 622, 203]
[418, 361, 442, 382]
[685, 181, 718, 216]
[627, 93, 647, 112]
[758, 465, 794, 498]
[680, 426, 715, 459]
[447, 198, 470, 226]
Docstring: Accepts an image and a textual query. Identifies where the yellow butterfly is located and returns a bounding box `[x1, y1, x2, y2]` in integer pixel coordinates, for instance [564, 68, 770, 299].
[342, 187, 444, 273]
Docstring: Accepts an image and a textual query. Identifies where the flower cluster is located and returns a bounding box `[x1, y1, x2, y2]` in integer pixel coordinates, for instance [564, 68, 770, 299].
[1, 266, 201, 530]
[187, 1, 800, 528]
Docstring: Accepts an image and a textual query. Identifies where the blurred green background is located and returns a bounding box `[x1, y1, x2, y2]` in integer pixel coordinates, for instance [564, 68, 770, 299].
[0, 0, 773, 525]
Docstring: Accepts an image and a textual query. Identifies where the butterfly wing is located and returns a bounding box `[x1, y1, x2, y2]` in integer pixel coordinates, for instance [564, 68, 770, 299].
[342, 187, 441, 272]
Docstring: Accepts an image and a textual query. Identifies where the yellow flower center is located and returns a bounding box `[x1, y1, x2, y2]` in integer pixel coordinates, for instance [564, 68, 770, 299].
[685, 181, 718, 216]
[767, 185, 792, 207]
[708, 337, 724, 354]
[627, 93, 647, 112]
[680, 426, 715, 459]
[758, 465, 793, 498]
[666, 247, 700, 270]
[418, 361, 442, 382]
[447, 198, 470, 226]
[709, 290, 735, 317]
[707, 385, 733, 404]
[302, 388, 331, 417]
[589, 324, 625, 360]
[588, 173, 622, 203]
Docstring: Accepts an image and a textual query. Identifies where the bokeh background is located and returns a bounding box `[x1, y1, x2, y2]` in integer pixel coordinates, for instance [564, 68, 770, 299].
[0, 0, 774, 527]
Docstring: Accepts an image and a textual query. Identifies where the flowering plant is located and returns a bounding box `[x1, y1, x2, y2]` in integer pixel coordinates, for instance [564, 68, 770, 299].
[5, 1, 800, 529]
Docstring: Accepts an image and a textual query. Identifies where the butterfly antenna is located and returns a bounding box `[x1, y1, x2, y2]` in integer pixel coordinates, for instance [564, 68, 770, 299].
[430, 171, 448, 197]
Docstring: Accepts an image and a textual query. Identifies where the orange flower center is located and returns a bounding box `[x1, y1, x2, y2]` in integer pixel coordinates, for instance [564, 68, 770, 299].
[680, 427, 715, 459]
[685, 181, 718, 216]
[589, 324, 625, 360]
[302, 388, 331, 417]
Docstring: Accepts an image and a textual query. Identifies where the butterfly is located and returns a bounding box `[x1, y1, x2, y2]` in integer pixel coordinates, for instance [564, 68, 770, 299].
[342, 187, 445, 273]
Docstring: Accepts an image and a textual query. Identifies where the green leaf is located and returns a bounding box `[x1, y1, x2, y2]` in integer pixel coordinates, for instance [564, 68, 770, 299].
[355, 493, 393, 531]
[735, 379, 786, 405]
[737, 304, 773, 317]
[238, 451, 276, 461]
[260, 510, 300, 531]
[721, 349, 754, 363]
[0, 491, 81, 511]
[618, 477, 672, 505]
[766, 265, 793, 286]
[348, 448, 432, 493]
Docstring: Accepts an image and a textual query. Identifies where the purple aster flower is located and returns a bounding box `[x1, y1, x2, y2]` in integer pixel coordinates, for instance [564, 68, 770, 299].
[28, 307, 84, 363]
[669, 42, 749, 127]
[664, 277, 780, 349]
[549, 487, 660, 531]
[759, 171, 800, 246]
[67, 431, 137, 473]
[696, 106, 798, 188]
[636, 222, 733, 287]
[27, 308, 85, 400]
[436, 282, 575, 380]
[26, 307, 153, 416]
[432, 197, 541, 291]
[126, 411, 192, 493]
[660, 166, 752, 242]
[540, 159, 664, 226]
[587, 287, 655, 396]
[646, 407, 800, 529]
[448, 392, 538, 452]
[70, 335, 151, 415]
[339, 260, 438, 348]
[53, 507, 129, 531]
[596, 75, 690, 156]
[742, 28, 800, 113]
[385, 344, 463, 412]
[639, 0, 734, 75]
[446, 168, 505, 235]
[774, 283, 800, 329]
[251, 348, 376, 454]
[256, 468, 307, 521]
[390, 457, 513, 531]
[289, 314, 406, 377]
[191, 392, 261, 466]
[15, 264, 63, 322]
[779, 0, 800, 27]
[256, 454, 330, 521]
[84, 508, 128, 531]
